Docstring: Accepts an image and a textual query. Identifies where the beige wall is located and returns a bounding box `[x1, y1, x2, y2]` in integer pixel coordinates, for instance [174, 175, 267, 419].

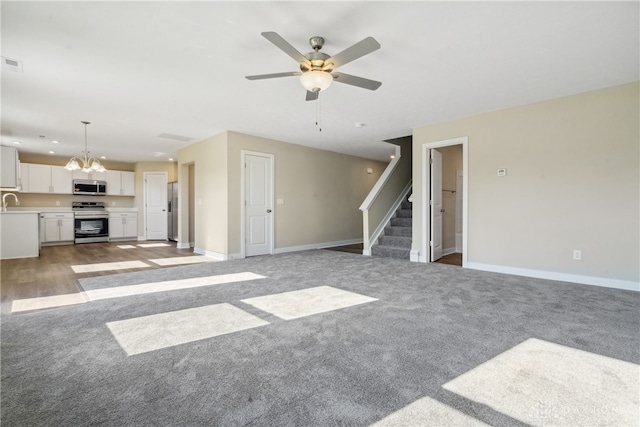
[178, 131, 386, 258]
[413, 82, 639, 283]
[226, 131, 386, 255]
[178, 132, 228, 254]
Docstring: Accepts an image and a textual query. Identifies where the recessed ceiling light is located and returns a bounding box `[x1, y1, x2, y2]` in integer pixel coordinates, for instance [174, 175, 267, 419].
[48, 151, 55, 154]
[52, 140, 59, 144]
[390, 155, 395, 159]
[354, 123, 365, 128]
[12, 141, 21, 145]
[168, 158, 174, 161]
[100, 156, 106, 159]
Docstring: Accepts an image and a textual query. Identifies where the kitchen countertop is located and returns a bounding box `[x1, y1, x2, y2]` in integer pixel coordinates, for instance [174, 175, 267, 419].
[4, 207, 138, 213]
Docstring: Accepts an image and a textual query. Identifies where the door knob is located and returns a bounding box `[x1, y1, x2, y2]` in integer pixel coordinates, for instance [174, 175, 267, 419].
[266, 209, 272, 213]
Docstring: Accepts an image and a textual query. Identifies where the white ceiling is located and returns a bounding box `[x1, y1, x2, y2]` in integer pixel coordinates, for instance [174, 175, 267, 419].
[1, 1, 638, 163]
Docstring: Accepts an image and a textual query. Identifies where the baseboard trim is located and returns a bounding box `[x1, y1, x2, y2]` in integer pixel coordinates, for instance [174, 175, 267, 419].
[410, 249, 421, 262]
[466, 262, 639, 292]
[137, 236, 146, 241]
[193, 247, 227, 261]
[442, 247, 456, 256]
[274, 239, 363, 255]
[176, 242, 190, 249]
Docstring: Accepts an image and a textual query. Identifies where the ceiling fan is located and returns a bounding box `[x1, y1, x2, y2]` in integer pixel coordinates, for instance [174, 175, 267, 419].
[246, 32, 382, 101]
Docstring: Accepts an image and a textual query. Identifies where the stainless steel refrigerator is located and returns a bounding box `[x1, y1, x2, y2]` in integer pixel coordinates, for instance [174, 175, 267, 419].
[167, 182, 178, 241]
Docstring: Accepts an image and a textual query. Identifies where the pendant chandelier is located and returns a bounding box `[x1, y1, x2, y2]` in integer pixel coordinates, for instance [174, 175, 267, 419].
[64, 121, 106, 173]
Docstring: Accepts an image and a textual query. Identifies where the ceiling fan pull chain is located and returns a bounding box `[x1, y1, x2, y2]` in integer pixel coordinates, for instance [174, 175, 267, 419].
[316, 93, 322, 132]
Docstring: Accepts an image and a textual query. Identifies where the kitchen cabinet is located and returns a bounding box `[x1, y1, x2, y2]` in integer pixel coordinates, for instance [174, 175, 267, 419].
[109, 212, 137, 240]
[40, 212, 74, 244]
[1, 212, 39, 259]
[72, 170, 107, 181]
[106, 170, 135, 196]
[21, 163, 72, 194]
[1, 146, 20, 189]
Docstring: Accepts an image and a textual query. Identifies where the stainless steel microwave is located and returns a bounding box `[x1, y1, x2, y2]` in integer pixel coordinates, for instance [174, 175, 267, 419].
[73, 179, 107, 196]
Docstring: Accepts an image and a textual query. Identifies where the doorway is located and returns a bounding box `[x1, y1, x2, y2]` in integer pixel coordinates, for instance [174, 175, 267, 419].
[241, 151, 274, 257]
[421, 137, 468, 267]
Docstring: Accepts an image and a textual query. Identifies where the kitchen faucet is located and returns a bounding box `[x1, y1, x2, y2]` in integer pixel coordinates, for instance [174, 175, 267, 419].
[2, 193, 20, 212]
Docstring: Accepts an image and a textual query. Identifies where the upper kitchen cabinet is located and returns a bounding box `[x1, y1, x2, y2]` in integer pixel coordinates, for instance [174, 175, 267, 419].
[1, 146, 20, 189]
[71, 170, 107, 181]
[20, 163, 72, 194]
[106, 170, 135, 196]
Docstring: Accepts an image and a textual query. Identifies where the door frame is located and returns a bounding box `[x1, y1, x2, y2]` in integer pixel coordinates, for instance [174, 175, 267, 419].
[240, 150, 275, 258]
[143, 171, 168, 241]
[420, 137, 468, 266]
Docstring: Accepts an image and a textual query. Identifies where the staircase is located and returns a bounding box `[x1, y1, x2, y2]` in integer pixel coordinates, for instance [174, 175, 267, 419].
[371, 196, 412, 259]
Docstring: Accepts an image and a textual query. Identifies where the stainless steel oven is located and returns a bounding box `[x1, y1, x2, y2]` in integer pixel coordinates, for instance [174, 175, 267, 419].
[73, 202, 109, 244]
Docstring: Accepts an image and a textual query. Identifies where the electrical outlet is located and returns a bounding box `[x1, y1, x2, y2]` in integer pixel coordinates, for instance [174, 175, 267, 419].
[573, 250, 582, 260]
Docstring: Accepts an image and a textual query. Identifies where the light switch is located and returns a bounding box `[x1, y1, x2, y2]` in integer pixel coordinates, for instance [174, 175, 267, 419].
[497, 168, 507, 177]
[366, 168, 373, 174]
[276, 198, 284, 205]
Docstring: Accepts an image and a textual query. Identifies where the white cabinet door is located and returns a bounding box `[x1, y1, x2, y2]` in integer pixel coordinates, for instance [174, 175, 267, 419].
[20, 163, 29, 192]
[121, 172, 135, 196]
[105, 170, 121, 195]
[123, 216, 138, 237]
[43, 218, 61, 242]
[109, 217, 124, 238]
[1, 146, 19, 188]
[26, 164, 51, 193]
[50, 166, 72, 194]
[60, 218, 75, 241]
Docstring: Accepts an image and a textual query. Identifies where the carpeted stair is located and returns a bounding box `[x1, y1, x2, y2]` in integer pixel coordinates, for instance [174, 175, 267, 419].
[371, 196, 412, 259]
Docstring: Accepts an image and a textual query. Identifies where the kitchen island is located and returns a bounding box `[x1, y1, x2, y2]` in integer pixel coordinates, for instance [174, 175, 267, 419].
[0, 211, 40, 259]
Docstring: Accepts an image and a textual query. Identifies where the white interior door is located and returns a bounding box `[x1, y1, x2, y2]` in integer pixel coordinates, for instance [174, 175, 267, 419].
[430, 149, 443, 261]
[144, 172, 168, 240]
[244, 153, 273, 257]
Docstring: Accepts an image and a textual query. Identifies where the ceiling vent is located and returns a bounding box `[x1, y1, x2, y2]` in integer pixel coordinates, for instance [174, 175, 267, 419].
[2, 57, 23, 73]
[157, 133, 193, 142]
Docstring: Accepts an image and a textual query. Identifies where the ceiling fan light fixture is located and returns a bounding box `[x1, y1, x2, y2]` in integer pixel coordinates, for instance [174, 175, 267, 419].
[300, 70, 333, 93]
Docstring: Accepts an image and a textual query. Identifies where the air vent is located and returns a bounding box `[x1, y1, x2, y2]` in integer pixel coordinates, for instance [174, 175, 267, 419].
[157, 133, 193, 142]
[2, 57, 24, 73]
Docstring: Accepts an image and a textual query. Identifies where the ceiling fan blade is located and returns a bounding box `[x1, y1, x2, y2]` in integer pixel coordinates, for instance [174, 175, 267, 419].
[261, 32, 310, 66]
[305, 90, 319, 101]
[332, 72, 382, 91]
[245, 71, 301, 80]
[325, 37, 381, 69]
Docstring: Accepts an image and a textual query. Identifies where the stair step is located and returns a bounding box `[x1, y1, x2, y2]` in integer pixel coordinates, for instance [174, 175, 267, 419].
[401, 201, 412, 210]
[395, 209, 412, 218]
[371, 245, 410, 259]
[390, 217, 412, 227]
[378, 235, 412, 249]
[384, 226, 412, 237]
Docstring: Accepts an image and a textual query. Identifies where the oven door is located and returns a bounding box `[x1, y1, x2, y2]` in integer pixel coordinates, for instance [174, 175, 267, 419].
[74, 214, 109, 243]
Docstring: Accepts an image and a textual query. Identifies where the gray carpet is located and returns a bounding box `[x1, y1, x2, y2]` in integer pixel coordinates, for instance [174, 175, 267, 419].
[1, 250, 638, 426]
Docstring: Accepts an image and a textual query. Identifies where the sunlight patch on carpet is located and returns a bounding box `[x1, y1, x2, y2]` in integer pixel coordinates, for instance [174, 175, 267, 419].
[84, 272, 266, 300]
[442, 338, 640, 427]
[71, 260, 150, 273]
[148, 256, 217, 266]
[370, 396, 490, 426]
[241, 285, 377, 320]
[107, 303, 270, 356]
[137, 243, 170, 248]
[11, 293, 88, 313]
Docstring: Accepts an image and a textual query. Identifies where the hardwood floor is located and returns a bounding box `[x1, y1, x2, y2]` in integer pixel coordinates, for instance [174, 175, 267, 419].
[436, 252, 463, 266]
[1, 241, 199, 316]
